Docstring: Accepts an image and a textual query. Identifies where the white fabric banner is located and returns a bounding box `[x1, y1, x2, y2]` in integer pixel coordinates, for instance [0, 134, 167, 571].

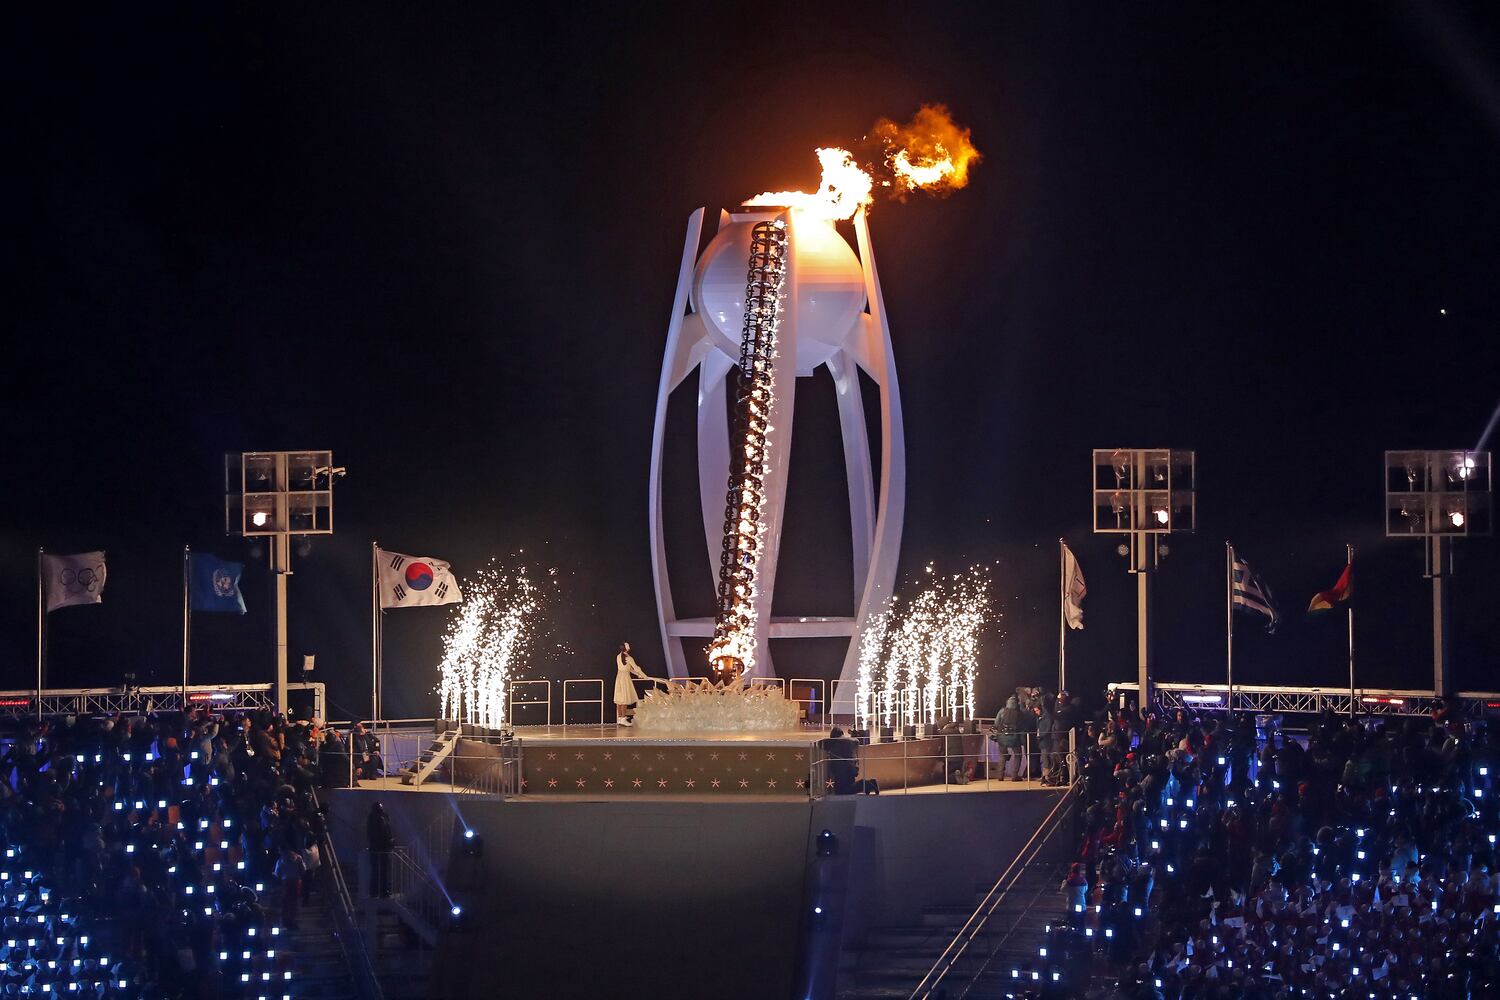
[376, 548, 462, 609]
[42, 551, 108, 613]
[1062, 542, 1087, 630]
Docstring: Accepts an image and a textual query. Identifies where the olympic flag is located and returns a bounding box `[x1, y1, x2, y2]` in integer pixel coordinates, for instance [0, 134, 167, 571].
[41, 552, 108, 613]
[376, 549, 462, 609]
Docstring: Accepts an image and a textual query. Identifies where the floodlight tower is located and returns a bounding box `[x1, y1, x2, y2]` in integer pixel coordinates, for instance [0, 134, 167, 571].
[648, 207, 904, 697]
[225, 451, 343, 714]
[1384, 449, 1491, 696]
[1092, 449, 1196, 708]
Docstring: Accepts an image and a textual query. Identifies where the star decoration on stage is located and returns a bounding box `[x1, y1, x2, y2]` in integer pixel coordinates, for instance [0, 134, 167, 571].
[522, 740, 817, 797]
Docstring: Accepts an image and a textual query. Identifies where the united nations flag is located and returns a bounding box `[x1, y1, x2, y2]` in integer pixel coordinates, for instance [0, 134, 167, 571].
[189, 553, 247, 614]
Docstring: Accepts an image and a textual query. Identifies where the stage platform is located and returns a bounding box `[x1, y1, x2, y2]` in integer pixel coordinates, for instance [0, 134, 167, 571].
[354, 771, 1051, 799]
[510, 722, 827, 746]
[370, 722, 1027, 800]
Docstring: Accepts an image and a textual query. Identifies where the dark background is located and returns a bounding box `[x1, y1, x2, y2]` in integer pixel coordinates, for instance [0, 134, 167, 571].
[7, 2, 1500, 723]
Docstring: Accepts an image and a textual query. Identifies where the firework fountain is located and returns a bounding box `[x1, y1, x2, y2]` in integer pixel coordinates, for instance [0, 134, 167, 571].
[437, 564, 541, 730]
[854, 567, 992, 733]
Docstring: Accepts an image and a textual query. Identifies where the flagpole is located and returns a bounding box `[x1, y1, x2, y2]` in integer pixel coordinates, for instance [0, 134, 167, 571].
[36, 547, 44, 721]
[371, 541, 380, 727]
[1058, 538, 1066, 695]
[1346, 543, 1356, 718]
[182, 545, 191, 714]
[1226, 541, 1234, 718]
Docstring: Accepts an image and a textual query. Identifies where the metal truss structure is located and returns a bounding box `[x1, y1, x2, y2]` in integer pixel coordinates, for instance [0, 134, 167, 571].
[0, 682, 326, 720]
[1109, 681, 1500, 720]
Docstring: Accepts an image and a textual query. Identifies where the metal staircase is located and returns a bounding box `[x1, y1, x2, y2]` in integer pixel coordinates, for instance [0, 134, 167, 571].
[398, 728, 460, 787]
[837, 863, 1067, 1000]
[839, 788, 1081, 1000]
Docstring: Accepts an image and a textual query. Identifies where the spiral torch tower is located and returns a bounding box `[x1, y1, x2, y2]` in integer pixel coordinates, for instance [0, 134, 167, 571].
[706, 219, 789, 677]
[649, 207, 905, 711]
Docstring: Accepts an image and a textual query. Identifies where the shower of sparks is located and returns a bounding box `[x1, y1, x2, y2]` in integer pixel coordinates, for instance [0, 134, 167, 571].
[438, 563, 541, 729]
[856, 565, 992, 729]
[855, 605, 891, 731]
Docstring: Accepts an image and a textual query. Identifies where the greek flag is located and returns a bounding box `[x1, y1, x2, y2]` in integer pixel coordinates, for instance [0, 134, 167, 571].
[1231, 554, 1279, 632]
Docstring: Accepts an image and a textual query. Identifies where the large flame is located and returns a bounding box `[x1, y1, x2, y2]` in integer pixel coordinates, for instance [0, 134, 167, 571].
[743, 147, 874, 222]
[741, 106, 979, 220]
[875, 104, 981, 196]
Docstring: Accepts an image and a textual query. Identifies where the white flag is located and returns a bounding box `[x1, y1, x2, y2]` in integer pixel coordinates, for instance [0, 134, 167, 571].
[1062, 542, 1086, 630]
[42, 551, 108, 613]
[377, 549, 462, 609]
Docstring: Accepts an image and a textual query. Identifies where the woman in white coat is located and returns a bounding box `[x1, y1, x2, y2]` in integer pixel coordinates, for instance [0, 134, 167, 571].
[614, 642, 649, 726]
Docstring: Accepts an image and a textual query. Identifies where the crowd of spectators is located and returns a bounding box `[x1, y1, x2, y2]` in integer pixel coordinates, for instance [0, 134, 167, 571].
[0, 708, 372, 998]
[1019, 697, 1500, 999]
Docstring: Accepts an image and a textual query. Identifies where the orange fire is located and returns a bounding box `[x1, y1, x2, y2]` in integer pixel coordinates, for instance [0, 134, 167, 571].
[741, 105, 979, 220]
[874, 104, 981, 196]
[743, 147, 874, 222]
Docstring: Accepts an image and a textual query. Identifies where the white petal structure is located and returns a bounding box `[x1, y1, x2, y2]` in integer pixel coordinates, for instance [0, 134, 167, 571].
[649, 207, 905, 709]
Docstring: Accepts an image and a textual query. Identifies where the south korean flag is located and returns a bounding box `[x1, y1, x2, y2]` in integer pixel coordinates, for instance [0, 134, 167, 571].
[377, 548, 462, 609]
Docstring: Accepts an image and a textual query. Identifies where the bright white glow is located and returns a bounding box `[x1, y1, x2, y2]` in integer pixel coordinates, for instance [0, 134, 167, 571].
[1154, 508, 1170, 525]
[251, 511, 269, 527]
[857, 566, 991, 728]
[438, 563, 544, 729]
[1450, 511, 1465, 527]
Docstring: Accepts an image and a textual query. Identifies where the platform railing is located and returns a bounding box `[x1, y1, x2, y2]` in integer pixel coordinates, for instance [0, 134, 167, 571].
[788, 677, 827, 722]
[908, 783, 1081, 1000]
[562, 679, 605, 725]
[360, 847, 446, 949]
[507, 679, 552, 726]
[829, 678, 857, 720]
[808, 730, 1080, 797]
[311, 788, 383, 1000]
[453, 748, 521, 797]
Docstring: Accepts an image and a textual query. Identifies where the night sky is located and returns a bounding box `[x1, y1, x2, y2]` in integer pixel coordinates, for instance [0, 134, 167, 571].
[9, 3, 1500, 722]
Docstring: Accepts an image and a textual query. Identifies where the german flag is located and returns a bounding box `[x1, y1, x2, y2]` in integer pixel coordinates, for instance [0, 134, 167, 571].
[1307, 563, 1353, 616]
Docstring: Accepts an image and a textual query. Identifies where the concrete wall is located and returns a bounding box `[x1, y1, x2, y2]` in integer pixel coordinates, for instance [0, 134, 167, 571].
[837, 788, 1067, 949]
[332, 790, 813, 1000]
[327, 785, 1066, 1000]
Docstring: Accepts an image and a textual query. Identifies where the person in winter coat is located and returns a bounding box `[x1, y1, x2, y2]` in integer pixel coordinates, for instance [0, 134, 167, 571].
[1035, 702, 1057, 782]
[367, 801, 395, 897]
[996, 696, 1027, 779]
